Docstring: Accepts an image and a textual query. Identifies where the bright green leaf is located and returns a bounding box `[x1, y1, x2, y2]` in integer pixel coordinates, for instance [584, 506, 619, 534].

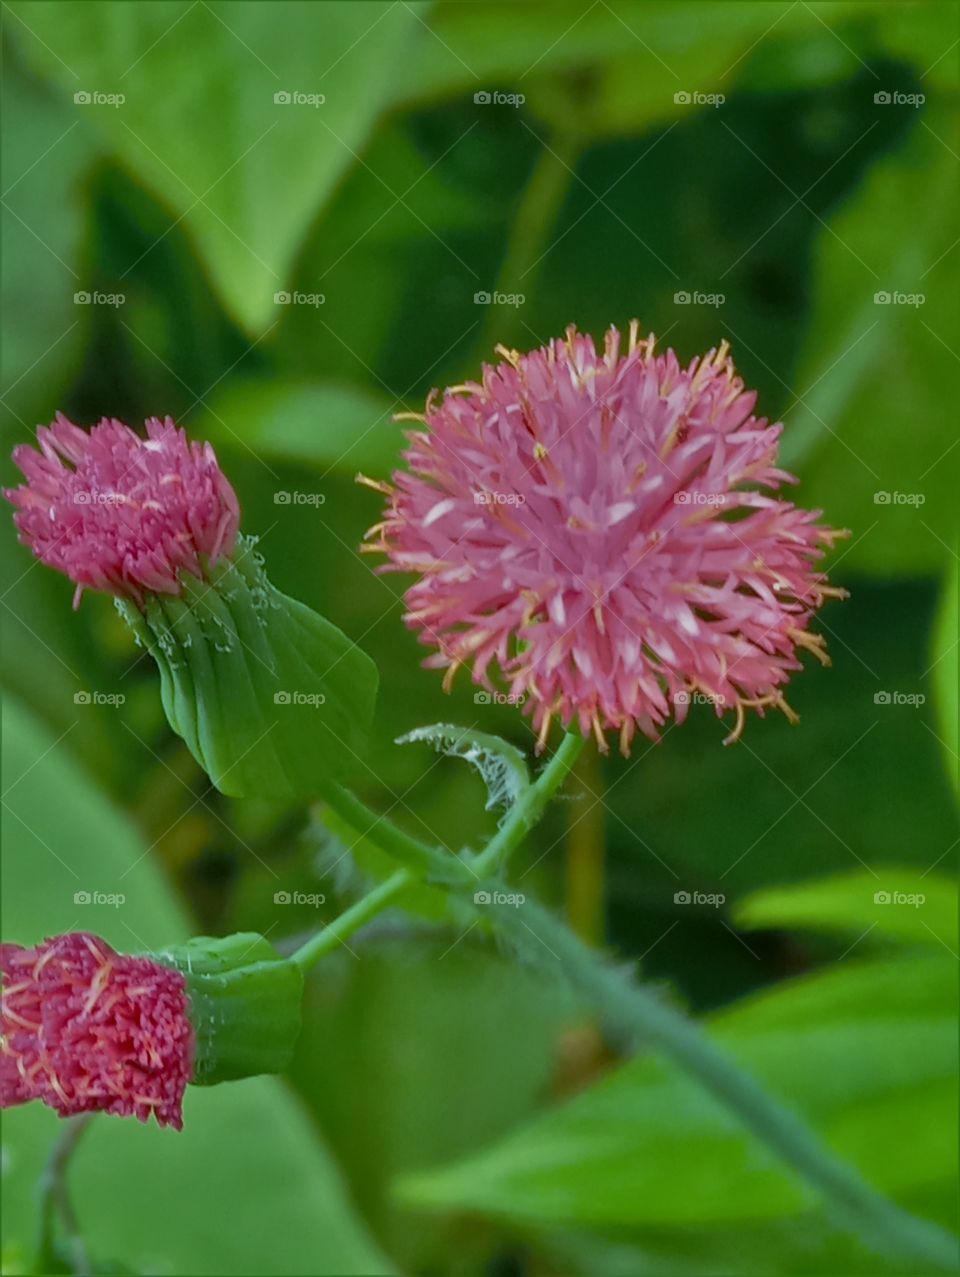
[930, 568, 959, 795]
[9, 0, 421, 335]
[783, 107, 960, 574]
[736, 868, 958, 951]
[400, 955, 957, 1231]
[196, 378, 401, 476]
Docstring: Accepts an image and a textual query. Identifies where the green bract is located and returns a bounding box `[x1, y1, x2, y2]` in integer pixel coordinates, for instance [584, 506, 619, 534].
[156, 933, 303, 1086]
[117, 539, 377, 799]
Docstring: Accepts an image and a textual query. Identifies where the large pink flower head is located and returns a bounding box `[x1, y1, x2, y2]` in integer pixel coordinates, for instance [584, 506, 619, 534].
[4, 413, 240, 607]
[0, 932, 192, 1129]
[365, 324, 846, 753]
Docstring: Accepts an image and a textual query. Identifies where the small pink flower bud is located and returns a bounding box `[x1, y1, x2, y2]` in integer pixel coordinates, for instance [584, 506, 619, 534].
[4, 413, 240, 608]
[1, 933, 192, 1129]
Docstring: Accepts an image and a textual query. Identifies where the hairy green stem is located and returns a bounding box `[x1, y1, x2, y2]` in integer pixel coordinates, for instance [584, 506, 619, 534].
[295, 733, 958, 1270]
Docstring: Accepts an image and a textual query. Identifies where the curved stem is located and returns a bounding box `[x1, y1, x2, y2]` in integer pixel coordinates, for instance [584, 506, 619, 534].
[296, 735, 958, 1270]
[36, 1113, 94, 1276]
[482, 894, 960, 1273]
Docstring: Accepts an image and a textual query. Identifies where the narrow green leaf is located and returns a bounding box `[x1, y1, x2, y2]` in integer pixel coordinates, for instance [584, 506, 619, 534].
[397, 722, 531, 813]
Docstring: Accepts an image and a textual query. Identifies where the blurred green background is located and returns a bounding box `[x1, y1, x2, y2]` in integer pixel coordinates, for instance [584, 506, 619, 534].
[1, 3, 958, 1275]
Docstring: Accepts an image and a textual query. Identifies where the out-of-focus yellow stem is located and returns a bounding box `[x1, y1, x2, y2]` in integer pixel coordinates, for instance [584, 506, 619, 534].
[565, 746, 605, 944]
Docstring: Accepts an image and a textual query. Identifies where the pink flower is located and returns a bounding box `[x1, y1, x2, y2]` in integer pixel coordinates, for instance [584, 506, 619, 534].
[1, 932, 192, 1129]
[4, 413, 240, 607]
[364, 324, 846, 753]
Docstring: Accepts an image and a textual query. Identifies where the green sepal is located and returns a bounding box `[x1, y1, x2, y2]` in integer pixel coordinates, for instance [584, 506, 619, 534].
[116, 538, 378, 798]
[155, 933, 303, 1086]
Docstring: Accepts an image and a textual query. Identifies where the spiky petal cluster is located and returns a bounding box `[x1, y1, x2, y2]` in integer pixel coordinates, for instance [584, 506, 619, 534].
[1, 933, 192, 1129]
[4, 414, 240, 607]
[365, 324, 845, 753]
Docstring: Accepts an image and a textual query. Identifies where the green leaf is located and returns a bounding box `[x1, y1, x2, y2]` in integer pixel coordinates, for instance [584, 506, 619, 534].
[0, 48, 94, 423]
[196, 377, 402, 476]
[735, 869, 958, 951]
[397, 722, 531, 813]
[783, 107, 960, 574]
[120, 542, 378, 798]
[1, 694, 391, 1275]
[9, 0, 420, 335]
[930, 568, 959, 795]
[400, 955, 957, 1231]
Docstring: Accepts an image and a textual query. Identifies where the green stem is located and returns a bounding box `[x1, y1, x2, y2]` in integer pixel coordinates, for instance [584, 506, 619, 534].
[291, 867, 415, 970]
[472, 730, 585, 875]
[483, 895, 960, 1273]
[294, 734, 959, 1270]
[35, 1114, 93, 1276]
[293, 733, 586, 970]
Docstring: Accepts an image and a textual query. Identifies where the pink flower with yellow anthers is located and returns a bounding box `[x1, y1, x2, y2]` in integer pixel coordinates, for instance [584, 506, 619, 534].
[363, 324, 846, 754]
[4, 413, 239, 608]
[1, 933, 192, 1129]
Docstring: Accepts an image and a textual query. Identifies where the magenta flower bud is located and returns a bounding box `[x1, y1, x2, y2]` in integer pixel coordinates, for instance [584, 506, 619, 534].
[366, 324, 847, 754]
[4, 413, 240, 608]
[1, 933, 192, 1129]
